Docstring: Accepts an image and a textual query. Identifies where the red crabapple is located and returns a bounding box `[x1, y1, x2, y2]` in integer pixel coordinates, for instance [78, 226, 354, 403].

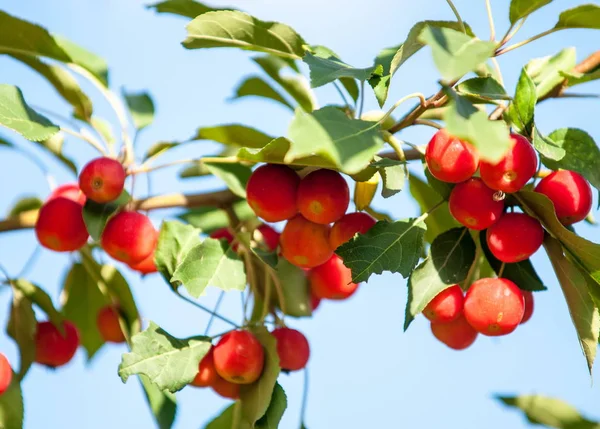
[47, 183, 86, 206]
[212, 375, 240, 399]
[486, 213, 544, 263]
[534, 170, 592, 225]
[280, 215, 332, 269]
[425, 129, 479, 183]
[246, 164, 300, 222]
[0, 353, 12, 395]
[96, 305, 126, 343]
[449, 178, 504, 230]
[431, 314, 478, 350]
[422, 285, 464, 324]
[101, 211, 157, 264]
[79, 157, 126, 203]
[213, 330, 264, 384]
[35, 198, 89, 252]
[271, 328, 310, 371]
[190, 348, 218, 388]
[521, 291, 534, 324]
[35, 321, 80, 367]
[255, 224, 280, 251]
[329, 212, 376, 250]
[297, 169, 350, 224]
[309, 255, 358, 300]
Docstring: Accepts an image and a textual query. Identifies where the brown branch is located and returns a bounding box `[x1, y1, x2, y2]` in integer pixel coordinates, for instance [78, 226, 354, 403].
[388, 88, 448, 134]
[539, 50, 600, 102]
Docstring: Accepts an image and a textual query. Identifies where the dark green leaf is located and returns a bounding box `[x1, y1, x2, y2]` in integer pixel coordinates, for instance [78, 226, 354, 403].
[419, 27, 496, 82]
[371, 157, 406, 198]
[139, 375, 177, 429]
[192, 124, 274, 148]
[0, 84, 59, 141]
[155, 221, 202, 287]
[82, 190, 130, 241]
[123, 90, 155, 130]
[287, 106, 384, 175]
[555, 4, 600, 30]
[425, 168, 453, 201]
[336, 219, 427, 283]
[509, 0, 553, 24]
[178, 201, 254, 234]
[507, 68, 536, 136]
[276, 258, 311, 318]
[533, 127, 565, 161]
[303, 52, 376, 88]
[479, 232, 546, 291]
[405, 227, 475, 330]
[147, 0, 230, 19]
[119, 321, 211, 392]
[203, 162, 252, 198]
[252, 247, 279, 269]
[144, 141, 179, 161]
[11, 279, 63, 328]
[179, 147, 239, 178]
[526, 48, 576, 99]
[183, 11, 306, 60]
[6, 288, 36, 379]
[339, 77, 359, 102]
[455, 77, 510, 103]
[0, 372, 23, 429]
[205, 403, 244, 429]
[232, 76, 294, 110]
[8, 196, 42, 217]
[255, 383, 287, 429]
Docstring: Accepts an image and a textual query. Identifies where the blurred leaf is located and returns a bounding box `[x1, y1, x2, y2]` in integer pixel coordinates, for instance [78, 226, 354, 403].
[119, 321, 211, 392]
[53, 36, 109, 86]
[0, 372, 23, 429]
[205, 403, 242, 429]
[405, 227, 475, 330]
[203, 162, 252, 198]
[139, 375, 177, 429]
[232, 76, 294, 110]
[419, 27, 496, 82]
[239, 327, 280, 426]
[255, 383, 287, 429]
[498, 394, 599, 429]
[11, 279, 63, 328]
[183, 11, 306, 60]
[276, 258, 311, 318]
[555, 4, 600, 30]
[34, 132, 77, 174]
[533, 127, 566, 161]
[287, 106, 384, 175]
[8, 196, 42, 217]
[180, 148, 240, 178]
[507, 68, 536, 136]
[99, 265, 140, 335]
[6, 288, 36, 379]
[560, 69, 600, 87]
[155, 221, 202, 287]
[178, 201, 254, 234]
[171, 237, 246, 297]
[336, 219, 427, 283]
[143, 141, 179, 161]
[91, 117, 115, 145]
[147, 0, 230, 19]
[424, 168, 453, 201]
[526, 48, 576, 99]
[479, 232, 547, 291]
[82, 190, 130, 241]
[339, 77, 359, 102]
[0, 84, 59, 141]
[509, 0, 553, 24]
[455, 77, 510, 103]
[192, 124, 273, 148]
[444, 89, 511, 163]
[371, 157, 406, 198]
[303, 52, 376, 88]
[544, 235, 600, 374]
[123, 90, 155, 130]
[61, 263, 110, 360]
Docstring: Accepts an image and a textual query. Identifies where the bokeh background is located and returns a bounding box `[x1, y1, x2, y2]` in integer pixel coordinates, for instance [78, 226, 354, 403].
[0, 0, 599, 428]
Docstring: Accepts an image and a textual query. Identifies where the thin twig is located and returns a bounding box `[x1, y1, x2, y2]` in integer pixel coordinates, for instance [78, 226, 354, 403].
[445, 0, 466, 34]
[17, 246, 41, 278]
[496, 28, 559, 56]
[60, 126, 107, 155]
[490, 57, 504, 86]
[414, 119, 443, 130]
[498, 262, 506, 278]
[175, 289, 240, 328]
[300, 368, 310, 428]
[332, 81, 351, 109]
[485, 0, 496, 41]
[130, 156, 240, 175]
[204, 291, 225, 335]
[358, 81, 366, 118]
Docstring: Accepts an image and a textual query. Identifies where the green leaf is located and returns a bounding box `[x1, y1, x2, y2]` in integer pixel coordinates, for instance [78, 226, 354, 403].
[232, 76, 294, 110]
[303, 52, 376, 88]
[252, 247, 279, 269]
[11, 279, 63, 328]
[143, 141, 179, 161]
[172, 237, 246, 297]
[119, 321, 211, 392]
[239, 327, 280, 426]
[62, 263, 110, 360]
[139, 375, 177, 429]
[368, 21, 471, 107]
[0, 84, 59, 141]
[155, 221, 202, 287]
[544, 235, 600, 374]
[336, 219, 427, 283]
[179, 147, 239, 178]
[255, 383, 287, 429]
[253, 55, 315, 112]
[53, 36, 109, 86]
[123, 91, 155, 130]
[287, 106, 384, 175]
[509, 0, 553, 24]
[555, 4, 600, 30]
[147, 0, 229, 19]
[560, 69, 600, 87]
[419, 27, 496, 82]
[276, 258, 311, 318]
[339, 77, 360, 102]
[541, 128, 600, 194]
[0, 373, 23, 429]
[526, 48, 576, 99]
[183, 11, 306, 60]
[91, 117, 116, 145]
[507, 68, 536, 136]
[371, 157, 406, 198]
[205, 404, 241, 429]
[444, 90, 511, 163]
[404, 227, 475, 330]
[455, 77, 510, 103]
[8, 196, 42, 217]
[10, 54, 93, 120]
[203, 162, 252, 198]
[82, 190, 130, 241]
[533, 127, 566, 161]
[424, 168, 454, 201]
[498, 395, 600, 428]
[192, 124, 274, 148]
[99, 264, 140, 335]
[408, 175, 459, 244]
[178, 201, 254, 234]
[6, 288, 36, 379]
[479, 232, 546, 291]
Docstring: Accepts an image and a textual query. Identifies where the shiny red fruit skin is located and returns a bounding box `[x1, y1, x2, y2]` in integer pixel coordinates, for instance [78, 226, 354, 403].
[35, 321, 80, 367]
[101, 211, 157, 264]
[423, 285, 464, 323]
[213, 331, 264, 384]
[47, 183, 86, 206]
[246, 164, 300, 222]
[521, 291, 534, 324]
[210, 228, 235, 245]
[35, 198, 89, 252]
[79, 157, 126, 203]
[97, 306, 126, 343]
[128, 250, 158, 274]
[256, 224, 280, 251]
[464, 278, 525, 336]
[310, 292, 321, 312]
[431, 314, 478, 350]
[329, 212, 376, 250]
[271, 328, 310, 371]
[425, 129, 479, 183]
[191, 349, 218, 388]
[486, 213, 544, 263]
[534, 170, 592, 225]
[297, 169, 350, 224]
[480, 134, 538, 193]
[212, 375, 240, 399]
[449, 178, 504, 230]
[0, 353, 12, 395]
[280, 215, 332, 269]
[309, 255, 358, 300]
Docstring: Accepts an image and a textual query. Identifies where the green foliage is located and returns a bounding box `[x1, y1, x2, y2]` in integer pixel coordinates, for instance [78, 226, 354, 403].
[147, 0, 228, 19]
[0, 373, 23, 429]
[82, 190, 131, 240]
[255, 383, 287, 429]
[139, 375, 178, 429]
[178, 201, 255, 234]
[509, 0, 552, 24]
[205, 403, 240, 429]
[155, 221, 202, 287]
[119, 321, 211, 392]
[405, 228, 475, 330]
[7, 197, 42, 217]
[10, 279, 63, 328]
[53, 36, 109, 86]
[192, 124, 273, 148]
[276, 258, 311, 318]
[560, 69, 600, 87]
[455, 77, 510, 103]
[6, 288, 36, 379]
[370, 157, 406, 198]
[507, 68, 536, 136]
[534, 128, 566, 161]
[123, 91, 155, 130]
[303, 52, 376, 89]
[203, 162, 252, 197]
[232, 76, 294, 110]
[555, 4, 600, 30]
[526, 48, 576, 99]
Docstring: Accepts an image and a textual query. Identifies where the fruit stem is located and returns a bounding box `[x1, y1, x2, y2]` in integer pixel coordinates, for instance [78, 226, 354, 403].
[417, 200, 444, 224]
[332, 81, 352, 109]
[498, 262, 506, 278]
[413, 119, 443, 130]
[267, 267, 288, 318]
[485, 0, 496, 41]
[300, 368, 310, 428]
[381, 93, 427, 130]
[496, 28, 560, 56]
[445, 0, 466, 34]
[60, 126, 108, 156]
[204, 291, 225, 336]
[261, 273, 273, 322]
[174, 289, 240, 328]
[383, 132, 406, 162]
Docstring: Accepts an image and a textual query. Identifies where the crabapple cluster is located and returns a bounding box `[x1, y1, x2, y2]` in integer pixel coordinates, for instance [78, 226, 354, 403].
[423, 130, 592, 349]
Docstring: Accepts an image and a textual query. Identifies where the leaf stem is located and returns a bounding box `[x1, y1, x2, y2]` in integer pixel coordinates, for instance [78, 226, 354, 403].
[174, 289, 240, 328]
[417, 200, 444, 224]
[204, 291, 225, 335]
[267, 267, 287, 317]
[332, 81, 351, 109]
[498, 262, 506, 277]
[445, 0, 466, 34]
[60, 126, 108, 155]
[300, 367, 310, 428]
[379, 93, 427, 128]
[413, 119, 443, 130]
[130, 156, 240, 175]
[498, 18, 526, 48]
[490, 57, 505, 86]
[496, 28, 560, 56]
[358, 80, 366, 119]
[261, 272, 273, 322]
[485, 0, 496, 41]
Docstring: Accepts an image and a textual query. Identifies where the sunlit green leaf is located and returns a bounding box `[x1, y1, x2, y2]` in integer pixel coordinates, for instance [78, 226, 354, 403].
[303, 52, 376, 88]
[155, 221, 202, 287]
[7, 196, 42, 217]
[455, 77, 510, 103]
[255, 383, 287, 429]
[232, 76, 294, 110]
[192, 124, 273, 148]
[123, 90, 155, 130]
[11, 279, 63, 328]
[178, 201, 254, 234]
[507, 68, 536, 136]
[509, 0, 553, 24]
[555, 4, 600, 30]
[204, 162, 252, 198]
[147, 0, 230, 19]
[139, 375, 177, 429]
[6, 288, 36, 379]
[0, 85, 59, 141]
[526, 48, 576, 99]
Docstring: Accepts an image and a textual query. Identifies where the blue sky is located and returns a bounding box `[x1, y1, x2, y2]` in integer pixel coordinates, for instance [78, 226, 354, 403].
[0, 0, 600, 428]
